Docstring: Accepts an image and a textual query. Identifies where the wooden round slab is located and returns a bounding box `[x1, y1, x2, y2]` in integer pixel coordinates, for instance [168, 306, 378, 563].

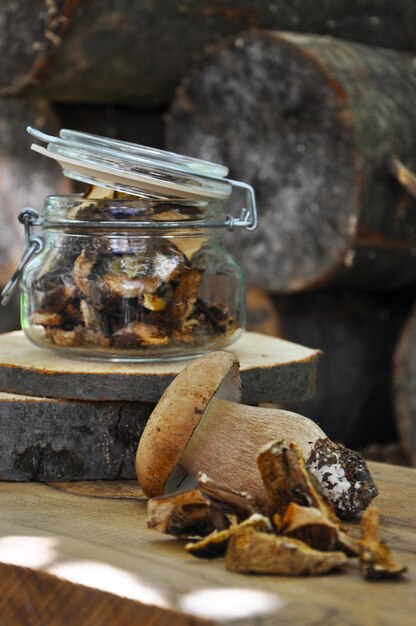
[0, 331, 320, 404]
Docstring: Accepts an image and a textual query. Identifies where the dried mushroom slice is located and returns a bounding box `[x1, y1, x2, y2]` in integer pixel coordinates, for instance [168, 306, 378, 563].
[83, 185, 116, 200]
[169, 268, 203, 322]
[82, 185, 135, 201]
[195, 300, 236, 335]
[81, 328, 111, 348]
[149, 202, 205, 221]
[257, 440, 337, 521]
[33, 245, 83, 327]
[147, 489, 229, 538]
[73, 247, 100, 301]
[152, 247, 186, 283]
[80, 299, 104, 330]
[114, 321, 169, 348]
[225, 527, 348, 576]
[143, 293, 168, 312]
[359, 507, 407, 580]
[63, 301, 84, 326]
[74, 238, 187, 307]
[30, 312, 64, 328]
[40, 283, 79, 317]
[101, 268, 159, 300]
[45, 326, 83, 347]
[278, 502, 359, 555]
[337, 530, 360, 557]
[185, 514, 271, 559]
[174, 236, 208, 261]
[196, 471, 258, 520]
[279, 502, 340, 551]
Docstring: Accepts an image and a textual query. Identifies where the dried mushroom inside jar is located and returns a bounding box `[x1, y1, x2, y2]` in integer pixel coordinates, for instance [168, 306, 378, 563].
[25, 193, 242, 357]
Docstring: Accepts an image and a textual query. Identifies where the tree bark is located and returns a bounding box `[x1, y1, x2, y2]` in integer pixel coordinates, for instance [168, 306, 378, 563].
[0, 391, 153, 481]
[393, 303, 416, 466]
[167, 31, 416, 292]
[266, 289, 414, 448]
[1, 1, 416, 105]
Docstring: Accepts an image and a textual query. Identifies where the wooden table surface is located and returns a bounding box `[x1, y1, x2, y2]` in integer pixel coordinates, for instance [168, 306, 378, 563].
[0, 462, 414, 626]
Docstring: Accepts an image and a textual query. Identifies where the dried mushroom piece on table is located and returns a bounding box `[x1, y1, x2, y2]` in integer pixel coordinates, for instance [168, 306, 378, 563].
[147, 488, 229, 538]
[257, 438, 377, 521]
[258, 440, 359, 555]
[257, 440, 336, 519]
[359, 507, 407, 580]
[196, 471, 258, 520]
[185, 513, 271, 560]
[279, 502, 341, 552]
[144, 435, 387, 578]
[225, 527, 348, 576]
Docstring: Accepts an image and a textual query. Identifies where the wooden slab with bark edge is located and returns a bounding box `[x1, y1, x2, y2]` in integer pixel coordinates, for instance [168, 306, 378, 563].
[0, 462, 413, 626]
[0, 330, 320, 404]
[0, 391, 154, 481]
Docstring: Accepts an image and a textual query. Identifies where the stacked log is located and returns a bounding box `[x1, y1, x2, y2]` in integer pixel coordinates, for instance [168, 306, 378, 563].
[1, 2, 416, 106]
[166, 31, 416, 292]
[393, 305, 416, 466]
[269, 289, 413, 448]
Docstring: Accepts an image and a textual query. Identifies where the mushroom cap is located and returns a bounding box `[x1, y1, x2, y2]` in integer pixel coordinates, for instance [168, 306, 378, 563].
[136, 351, 242, 497]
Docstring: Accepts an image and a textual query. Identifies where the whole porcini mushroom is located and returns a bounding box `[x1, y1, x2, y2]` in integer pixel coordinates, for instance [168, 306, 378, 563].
[136, 352, 377, 518]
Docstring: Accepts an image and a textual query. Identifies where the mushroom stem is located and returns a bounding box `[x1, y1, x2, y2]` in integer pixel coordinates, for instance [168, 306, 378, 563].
[136, 351, 377, 518]
[180, 398, 325, 501]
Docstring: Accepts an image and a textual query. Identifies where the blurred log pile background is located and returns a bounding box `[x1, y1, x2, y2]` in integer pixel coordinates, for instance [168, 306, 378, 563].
[1, 0, 416, 464]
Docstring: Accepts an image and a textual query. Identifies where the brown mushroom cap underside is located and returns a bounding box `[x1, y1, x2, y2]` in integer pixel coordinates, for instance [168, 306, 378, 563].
[136, 350, 242, 497]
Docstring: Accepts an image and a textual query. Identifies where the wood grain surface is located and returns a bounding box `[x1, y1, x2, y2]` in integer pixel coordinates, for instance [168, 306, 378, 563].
[0, 331, 320, 404]
[0, 462, 413, 626]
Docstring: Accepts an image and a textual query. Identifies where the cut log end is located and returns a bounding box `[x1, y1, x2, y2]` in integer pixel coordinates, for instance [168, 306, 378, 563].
[167, 31, 359, 292]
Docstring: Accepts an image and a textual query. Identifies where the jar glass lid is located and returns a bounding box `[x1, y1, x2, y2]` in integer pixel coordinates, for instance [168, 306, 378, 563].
[27, 126, 232, 200]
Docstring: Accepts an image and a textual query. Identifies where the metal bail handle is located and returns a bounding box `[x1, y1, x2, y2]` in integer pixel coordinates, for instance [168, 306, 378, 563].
[0, 208, 43, 306]
[224, 180, 258, 231]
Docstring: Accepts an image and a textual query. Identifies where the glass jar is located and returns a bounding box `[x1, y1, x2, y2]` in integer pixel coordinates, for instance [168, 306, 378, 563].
[15, 195, 247, 360]
[1, 128, 257, 361]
